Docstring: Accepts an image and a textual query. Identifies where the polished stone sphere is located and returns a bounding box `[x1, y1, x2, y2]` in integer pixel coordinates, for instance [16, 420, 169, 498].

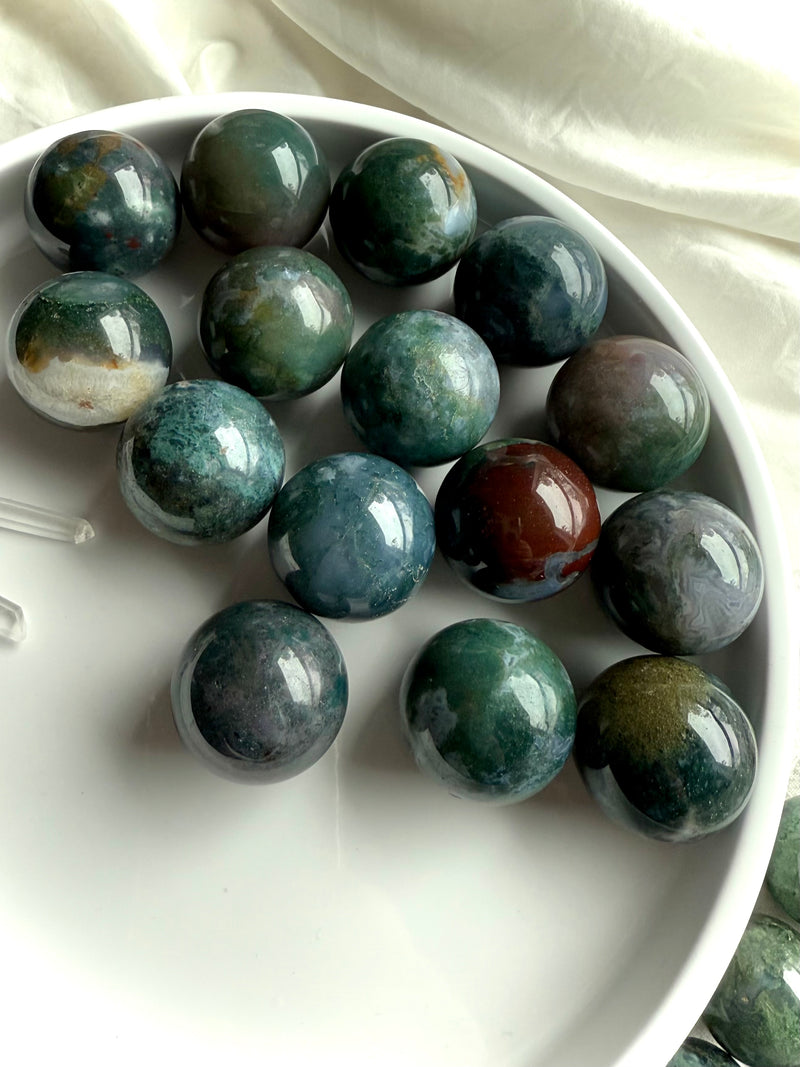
[453, 215, 608, 365]
[401, 618, 576, 803]
[667, 1037, 738, 1066]
[199, 246, 354, 399]
[766, 795, 800, 921]
[181, 109, 330, 253]
[703, 914, 800, 1067]
[545, 335, 711, 490]
[117, 379, 284, 544]
[591, 489, 764, 655]
[6, 272, 171, 427]
[267, 452, 435, 619]
[172, 599, 348, 783]
[25, 129, 180, 277]
[435, 438, 601, 601]
[329, 137, 477, 285]
[573, 656, 758, 842]
[341, 309, 499, 466]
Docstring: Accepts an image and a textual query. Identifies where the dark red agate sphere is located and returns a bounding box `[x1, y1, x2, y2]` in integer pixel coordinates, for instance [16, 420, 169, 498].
[435, 439, 601, 601]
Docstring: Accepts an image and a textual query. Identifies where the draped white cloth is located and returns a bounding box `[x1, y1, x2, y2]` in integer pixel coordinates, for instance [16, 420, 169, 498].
[1, 0, 798, 783]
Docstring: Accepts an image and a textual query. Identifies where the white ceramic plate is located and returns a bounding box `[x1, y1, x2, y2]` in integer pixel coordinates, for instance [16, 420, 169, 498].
[0, 93, 794, 1067]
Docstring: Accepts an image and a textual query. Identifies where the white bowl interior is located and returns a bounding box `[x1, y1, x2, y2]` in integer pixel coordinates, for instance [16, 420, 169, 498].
[0, 93, 794, 1067]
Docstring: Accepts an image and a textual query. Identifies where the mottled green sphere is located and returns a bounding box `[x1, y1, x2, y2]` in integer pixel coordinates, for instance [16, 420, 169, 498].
[767, 795, 800, 921]
[667, 1037, 737, 1066]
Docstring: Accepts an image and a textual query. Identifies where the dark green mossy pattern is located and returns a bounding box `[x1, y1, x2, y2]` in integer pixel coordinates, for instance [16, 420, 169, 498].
[767, 795, 800, 921]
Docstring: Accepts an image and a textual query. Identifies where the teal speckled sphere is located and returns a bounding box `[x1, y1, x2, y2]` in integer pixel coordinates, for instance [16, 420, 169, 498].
[703, 914, 800, 1067]
[341, 310, 499, 466]
[329, 137, 477, 285]
[401, 619, 577, 803]
[767, 795, 800, 921]
[199, 246, 354, 399]
[667, 1037, 737, 1066]
[117, 379, 285, 544]
[454, 215, 608, 365]
[7, 272, 171, 428]
[181, 109, 330, 254]
[574, 656, 757, 842]
[545, 335, 711, 491]
[172, 600, 348, 784]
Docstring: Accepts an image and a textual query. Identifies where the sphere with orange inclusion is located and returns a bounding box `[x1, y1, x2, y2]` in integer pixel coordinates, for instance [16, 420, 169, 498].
[435, 438, 601, 601]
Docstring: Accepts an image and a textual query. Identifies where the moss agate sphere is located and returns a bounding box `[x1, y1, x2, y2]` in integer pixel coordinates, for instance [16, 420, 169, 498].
[401, 619, 576, 803]
[200, 246, 354, 400]
[766, 795, 800, 921]
[172, 600, 348, 784]
[329, 137, 477, 285]
[181, 109, 330, 254]
[268, 452, 435, 619]
[454, 215, 608, 365]
[592, 489, 764, 655]
[667, 1038, 738, 1066]
[703, 914, 800, 1067]
[117, 379, 284, 544]
[573, 656, 757, 842]
[25, 129, 180, 277]
[7, 272, 171, 427]
[341, 309, 499, 466]
[546, 335, 711, 490]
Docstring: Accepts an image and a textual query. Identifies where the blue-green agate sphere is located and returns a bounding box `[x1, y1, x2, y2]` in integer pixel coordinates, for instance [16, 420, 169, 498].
[172, 599, 348, 784]
[573, 656, 757, 842]
[591, 489, 764, 655]
[329, 137, 477, 285]
[453, 215, 608, 365]
[341, 309, 499, 466]
[268, 452, 435, 619]
[25, 129, 180, 277]
[117, 379, 285, 544]
[401, 618, 576, 803]
[181, 109, 330, 254]
[199, 246, 354, 400]
[666, 1037, 738, 1066]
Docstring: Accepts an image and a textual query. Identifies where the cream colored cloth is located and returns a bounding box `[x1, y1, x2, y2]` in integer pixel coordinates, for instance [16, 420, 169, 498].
[1, 0, 798, 783]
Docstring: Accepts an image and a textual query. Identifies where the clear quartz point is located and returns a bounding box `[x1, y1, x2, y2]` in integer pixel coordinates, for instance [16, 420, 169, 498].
[0, 496, 94, 543]
[0, 595, 26, 642]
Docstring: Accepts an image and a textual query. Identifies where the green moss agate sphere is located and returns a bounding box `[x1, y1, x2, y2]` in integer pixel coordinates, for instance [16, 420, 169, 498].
[573, 656, 757, 842]
[7, 272, 171, 427]
[200, 246, 354, 400]
[329, 137, 477, 285]
[401, 618, 577, 803]
[25, 129, 180, 277]
[545, 335, 711, 491]
[117, 379, 285, 544]
[666, 1037, 738, 1066]
[703, 914, 800, 1067]
[181, 109, 330, 254]
[172, 600, 348, 784]
[767, 795, 800, 921]
[453, 215, 608, 365]
[341, 309, 499, 466]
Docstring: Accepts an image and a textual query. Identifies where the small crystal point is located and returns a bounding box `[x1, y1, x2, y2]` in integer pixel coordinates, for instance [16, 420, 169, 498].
[0, 496, 94, 544]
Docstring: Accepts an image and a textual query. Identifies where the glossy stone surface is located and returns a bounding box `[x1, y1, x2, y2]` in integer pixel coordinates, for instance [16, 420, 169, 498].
[200, 246, 354, 400]
[545, 335, 711, 490]
[667, 1037, 737, 1066]
[435, 438, 601, 601]
[453, 215, 608, 365]
[117, 379, 284, 544]
[767, 795, 800, 921]
[592, 490, 764, 655]
[573, 656, 757, 842]
[341, 310, 499, 466]
[329, 137, 477, 285]
[7, 272, 171, 427]
[268, 452, 435, 619]
[25, 129, 180, 277]
[401, 619, 576, 803]
[703, 913, 800, 1067]
[172, 600, 348, 783]
[181, 109, 330, 254]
